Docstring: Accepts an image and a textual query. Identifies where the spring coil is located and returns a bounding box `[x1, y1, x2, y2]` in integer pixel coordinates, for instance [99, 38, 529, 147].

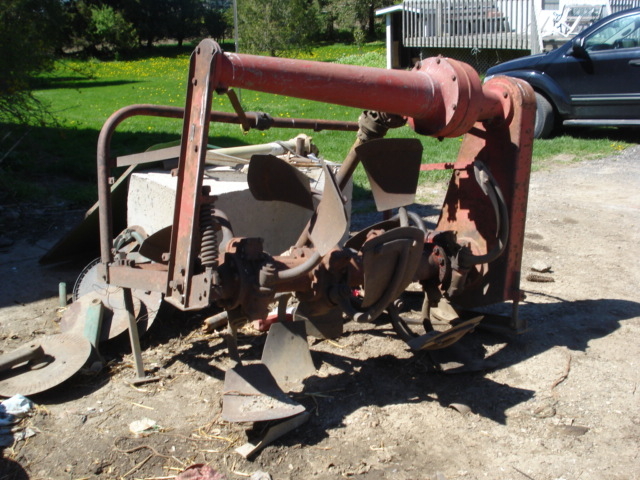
[200, 203, 220, 268]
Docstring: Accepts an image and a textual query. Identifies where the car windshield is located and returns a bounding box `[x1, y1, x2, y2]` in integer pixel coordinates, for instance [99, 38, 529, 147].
[584, 13, 640, 51]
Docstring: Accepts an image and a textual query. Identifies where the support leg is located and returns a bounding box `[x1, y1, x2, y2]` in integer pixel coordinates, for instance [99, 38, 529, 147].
[123, 287, 147, 382]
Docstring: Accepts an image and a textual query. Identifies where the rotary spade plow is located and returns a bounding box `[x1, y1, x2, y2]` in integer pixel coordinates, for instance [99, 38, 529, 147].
[1, 38, 536, 454]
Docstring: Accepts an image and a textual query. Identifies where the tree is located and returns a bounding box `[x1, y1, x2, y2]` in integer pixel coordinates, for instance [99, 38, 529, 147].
[165, 0, 205, 46]
[326, 0, 394, 43]
[121, 0, 171, 48]
[59, 1, 141, 56]
[0, 0, 64, 124]
[88, 4, 138, 54]
[203, 2, 231, 42]
[237, 0, 319, 56]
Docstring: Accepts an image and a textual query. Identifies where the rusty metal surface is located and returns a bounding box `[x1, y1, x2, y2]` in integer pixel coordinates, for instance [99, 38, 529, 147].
[308, 165, 348, 256]
[248, 155, 314, 210]
[95, 38, 511, 308]
[96, 105, 187, 268]
[87, 37, 537, 425]
[0, 344, 44, 373]
[165, 41, 221, 311]
[60, 289, 160, 343]
[360, 227, 425, 312]
[222, 363, 305, 423]
[435, 76, 535, 310]
[261, 321, 315, 391]
[358, 138, 423, 211]
[407, 316, 483, 351]
[0, 334, 92, 397]
[107, 264, 168, 294]
[219, 51, 442, 121]
[235, 411, 310, 459]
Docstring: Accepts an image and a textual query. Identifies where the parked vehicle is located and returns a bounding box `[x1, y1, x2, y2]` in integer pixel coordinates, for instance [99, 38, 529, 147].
[485, 8, 640, 138]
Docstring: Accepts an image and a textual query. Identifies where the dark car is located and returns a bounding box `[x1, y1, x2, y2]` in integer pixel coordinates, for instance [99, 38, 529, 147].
[485, 8, 640, 138]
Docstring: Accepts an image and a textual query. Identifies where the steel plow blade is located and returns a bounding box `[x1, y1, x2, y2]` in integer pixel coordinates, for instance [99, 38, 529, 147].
[358, 138, 423, 212]
[261, 321, 316, 391]
[222, 363, 306, 423]
[248, 154, 314, 210]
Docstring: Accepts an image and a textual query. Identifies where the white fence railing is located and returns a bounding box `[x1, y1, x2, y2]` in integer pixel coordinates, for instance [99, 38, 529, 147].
[402, 0, 640, 53]
[610, 0, 640, 11]
[403, 0, 536, 50]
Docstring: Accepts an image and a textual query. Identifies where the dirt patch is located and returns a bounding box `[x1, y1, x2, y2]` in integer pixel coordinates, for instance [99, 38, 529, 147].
[1, 146, 639, 480]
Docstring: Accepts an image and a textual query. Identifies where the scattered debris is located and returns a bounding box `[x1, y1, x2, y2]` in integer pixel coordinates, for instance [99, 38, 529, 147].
[552, 424, 590, 436]
[551, 350, 572, 390]
[511, 465, 536, 480]
[176, 464, 226, 480]
[532, 401, 557, 419]
[531, 261, 552, 273]
[129, 418, 161, 436]
[1, 394, 34, 416]
[0, 394, 36, 447]
[250, 471, 272, 480]
[236, 411, 310, 458]
[526, 273, 555, 283]
[448, 403, 472, 415]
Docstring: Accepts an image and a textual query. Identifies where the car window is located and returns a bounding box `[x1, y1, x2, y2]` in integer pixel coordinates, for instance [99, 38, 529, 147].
[584, 13, 640, 51]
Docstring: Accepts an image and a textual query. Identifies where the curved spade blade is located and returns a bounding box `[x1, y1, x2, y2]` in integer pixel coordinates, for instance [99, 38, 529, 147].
[261, 321, 316, 391]
[222, 363, 305, 423]
[357, 138, 423, 212]
[308, 164, 348, 255]
[248, 155, 314, 210]
[138, 225, 172, 264]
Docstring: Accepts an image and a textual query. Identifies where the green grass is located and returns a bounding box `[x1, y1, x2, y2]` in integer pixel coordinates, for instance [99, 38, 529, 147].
[531, 128, 632, 170]
[0, 41, 637, 206]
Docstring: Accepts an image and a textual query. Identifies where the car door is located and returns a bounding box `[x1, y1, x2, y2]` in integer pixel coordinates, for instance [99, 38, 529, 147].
[544, 11, 640, 120]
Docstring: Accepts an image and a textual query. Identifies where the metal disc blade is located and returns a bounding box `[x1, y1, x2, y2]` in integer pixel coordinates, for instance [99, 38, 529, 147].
[62, 289, 161, 342]
[69, 260, 162, 341]
[358, 138, 423, 211]
[0, 333, 92, 397]
[248, 155, 314, 210]
[261, 321, 316, 391]
[222, 363, 305, 423]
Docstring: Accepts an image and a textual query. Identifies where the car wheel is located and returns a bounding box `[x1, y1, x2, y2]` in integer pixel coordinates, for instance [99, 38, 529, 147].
[534, 92, 555, 139]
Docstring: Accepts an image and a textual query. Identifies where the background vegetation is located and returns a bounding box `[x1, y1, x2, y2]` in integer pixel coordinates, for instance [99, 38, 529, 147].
[0, 0, 395, 122]
[0, 0, 636, 210]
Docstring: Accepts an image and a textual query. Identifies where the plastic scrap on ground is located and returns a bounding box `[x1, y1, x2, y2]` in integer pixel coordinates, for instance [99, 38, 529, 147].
[0, 394, 35, 447]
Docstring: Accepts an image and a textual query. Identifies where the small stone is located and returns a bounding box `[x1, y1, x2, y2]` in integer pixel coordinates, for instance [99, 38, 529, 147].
[552, 424, 589, 436]
[531, 261, 552, 273]
[533, 404, 556, 418]
[250, 472, 272, 480]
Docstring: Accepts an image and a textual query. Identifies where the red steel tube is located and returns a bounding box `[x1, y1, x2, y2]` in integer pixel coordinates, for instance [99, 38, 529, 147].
[218, 52, 442, 122]
[216, 50, 505, 137]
